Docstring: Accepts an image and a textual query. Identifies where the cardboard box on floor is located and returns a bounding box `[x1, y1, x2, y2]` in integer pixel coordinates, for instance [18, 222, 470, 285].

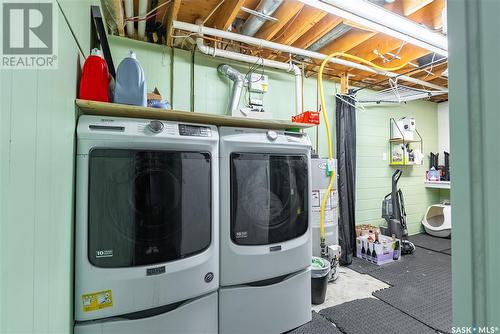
[355, 235, 401, 265]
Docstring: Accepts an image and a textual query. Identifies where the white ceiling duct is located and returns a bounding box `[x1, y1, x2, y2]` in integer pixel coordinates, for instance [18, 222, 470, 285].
[307, 23, 351, 52]
[241, 0, 283, 36]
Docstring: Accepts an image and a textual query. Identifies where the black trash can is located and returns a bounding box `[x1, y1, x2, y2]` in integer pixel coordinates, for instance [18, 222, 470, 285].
[311, 257, 330, 305]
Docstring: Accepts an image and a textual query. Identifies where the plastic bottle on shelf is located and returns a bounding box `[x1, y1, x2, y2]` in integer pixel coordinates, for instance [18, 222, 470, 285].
[114, 50, 147, 107]
[79, 48, 110, 102]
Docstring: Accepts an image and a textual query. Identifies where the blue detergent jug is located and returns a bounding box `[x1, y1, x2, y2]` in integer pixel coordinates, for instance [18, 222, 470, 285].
[114, 50, 147, 106]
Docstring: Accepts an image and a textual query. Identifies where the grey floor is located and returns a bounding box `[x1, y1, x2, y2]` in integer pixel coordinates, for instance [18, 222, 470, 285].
[290, 233, 452, 334]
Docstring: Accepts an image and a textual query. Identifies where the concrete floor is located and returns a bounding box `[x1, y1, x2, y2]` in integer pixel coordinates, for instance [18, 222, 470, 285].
[312, 267, 390, 312]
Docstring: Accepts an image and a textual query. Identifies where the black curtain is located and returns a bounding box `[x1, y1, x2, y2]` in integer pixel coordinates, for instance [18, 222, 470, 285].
[335, 94, 356, 265]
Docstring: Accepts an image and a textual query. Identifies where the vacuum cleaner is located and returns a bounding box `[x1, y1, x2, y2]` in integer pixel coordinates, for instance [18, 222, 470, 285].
[381, 169, 415, 255]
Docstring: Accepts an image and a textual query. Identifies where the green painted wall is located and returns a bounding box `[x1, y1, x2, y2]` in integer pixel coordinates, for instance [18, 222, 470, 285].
[0, 1, 92, 333]
[109, 36, 440, 236]
[355, 101, 440, 235]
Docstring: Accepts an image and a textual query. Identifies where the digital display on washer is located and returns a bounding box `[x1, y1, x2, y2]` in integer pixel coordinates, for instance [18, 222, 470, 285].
[179, 124, 211, 137]
[230, 153, 309, 246]
[88, 149, 212, 268]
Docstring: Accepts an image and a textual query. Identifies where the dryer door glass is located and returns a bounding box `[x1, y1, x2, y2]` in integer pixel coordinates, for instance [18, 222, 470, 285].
[230, 153, 308, 245]
[88, 149, 211, 268]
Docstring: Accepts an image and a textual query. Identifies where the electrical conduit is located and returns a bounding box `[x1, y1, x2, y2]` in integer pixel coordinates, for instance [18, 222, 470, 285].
[317, 52, 407, 255]
[195, 38, 303, 115]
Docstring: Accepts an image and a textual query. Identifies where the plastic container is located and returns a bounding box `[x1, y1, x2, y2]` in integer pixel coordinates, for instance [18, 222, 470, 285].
[79, 48, 110, 102]
[311, 257, 330, 305]
[114, 50, 147, 106]
[292, 111, 320, 125]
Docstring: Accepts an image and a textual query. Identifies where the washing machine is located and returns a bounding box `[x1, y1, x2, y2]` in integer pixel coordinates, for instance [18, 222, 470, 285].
[74, 116, 218, 334]
[219, 127, 312, 334]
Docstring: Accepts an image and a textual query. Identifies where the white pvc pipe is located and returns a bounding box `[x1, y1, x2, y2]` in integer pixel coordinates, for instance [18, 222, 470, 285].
[123, 0, 134, 38]
[138, 0, 148, 40]
[174, 21, 448, 92]
[196, 38, 303, 115]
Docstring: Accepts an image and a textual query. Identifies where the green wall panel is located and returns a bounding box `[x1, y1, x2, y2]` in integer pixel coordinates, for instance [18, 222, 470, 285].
[0, 1, 93, 333]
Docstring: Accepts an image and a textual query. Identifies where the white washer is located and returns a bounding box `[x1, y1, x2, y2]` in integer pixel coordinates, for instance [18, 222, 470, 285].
[75, 116, 218, 333]
[219, 127, 312, 334]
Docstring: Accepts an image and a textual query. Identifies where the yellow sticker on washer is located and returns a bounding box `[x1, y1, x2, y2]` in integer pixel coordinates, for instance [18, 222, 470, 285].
[82, 290, 113, 312]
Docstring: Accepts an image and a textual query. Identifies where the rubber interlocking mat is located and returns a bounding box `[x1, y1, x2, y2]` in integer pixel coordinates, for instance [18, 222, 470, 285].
[319, 298, 436, 334]
[368, 248, 451, 286]
[287, 312, 342, 334]
[442, 248, 452, 255]
[348, 256, 384, 274]
[407, 233, 451, 253]
[373, 279, 452, 333]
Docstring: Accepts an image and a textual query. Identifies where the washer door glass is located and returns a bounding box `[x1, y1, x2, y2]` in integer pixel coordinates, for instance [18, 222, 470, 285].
[88, 149, 211, 268]
[230, 153, 308, 245]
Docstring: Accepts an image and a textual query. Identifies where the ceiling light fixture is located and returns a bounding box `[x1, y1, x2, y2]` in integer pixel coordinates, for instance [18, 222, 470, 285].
[297, 0, 448, 56]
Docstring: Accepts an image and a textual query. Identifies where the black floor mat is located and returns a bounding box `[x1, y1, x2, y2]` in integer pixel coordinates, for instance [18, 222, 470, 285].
[368, 248, 451, 286]
[348, 256, 382, 274]
[319, 298, 436, 334]
[373, 279, 452, 333]
[287, 312, 341, 334]
[408, 233, 451, 253]
[442, 248, 452, 255]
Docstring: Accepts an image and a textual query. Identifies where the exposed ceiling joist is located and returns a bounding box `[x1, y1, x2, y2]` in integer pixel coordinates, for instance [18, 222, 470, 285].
[166, 0, 182, 46]
[402, 0, 434, 16]
[292, 15, 343, 49]
[273, 7, 328, 45]
[206, 0, 246, 31]
[254, 1, 305, 40]
[298, 0, 447, 55]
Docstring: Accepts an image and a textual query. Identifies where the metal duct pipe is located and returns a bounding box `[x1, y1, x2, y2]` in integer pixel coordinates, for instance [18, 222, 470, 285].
[218, 64, 246, 115]
[174, 21, 448, 92]
[241, 0, 283, 36]
[196, 38, 303, 115]
[307, 23, 351, 52]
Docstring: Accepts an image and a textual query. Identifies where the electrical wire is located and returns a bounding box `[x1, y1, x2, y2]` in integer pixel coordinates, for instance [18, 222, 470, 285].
[317, 52, 409, 255]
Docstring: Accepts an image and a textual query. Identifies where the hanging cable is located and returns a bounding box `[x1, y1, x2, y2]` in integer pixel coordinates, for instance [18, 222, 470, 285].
[317, 52, 408, 257]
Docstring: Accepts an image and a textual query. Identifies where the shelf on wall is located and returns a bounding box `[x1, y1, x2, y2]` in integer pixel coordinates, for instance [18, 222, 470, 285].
[389, 163, 423, 167]
[389, 138, 422, 143]
[425, 180, 451, 189]
[75, 100, 314, 131]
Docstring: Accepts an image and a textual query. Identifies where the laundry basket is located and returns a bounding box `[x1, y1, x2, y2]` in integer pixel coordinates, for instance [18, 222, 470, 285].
[422, 204, 451, 238]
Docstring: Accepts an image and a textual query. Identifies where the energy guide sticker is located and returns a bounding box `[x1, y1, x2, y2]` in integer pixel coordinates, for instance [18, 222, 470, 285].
[82, 290, 113, 312]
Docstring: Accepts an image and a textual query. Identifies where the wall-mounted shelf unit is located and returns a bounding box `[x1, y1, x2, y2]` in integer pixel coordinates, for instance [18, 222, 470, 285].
[389, 118, 423, 166]
[425, 181, 451, 189]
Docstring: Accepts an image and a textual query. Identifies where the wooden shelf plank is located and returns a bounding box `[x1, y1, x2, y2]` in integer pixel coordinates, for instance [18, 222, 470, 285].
[75, 100, 314, 130]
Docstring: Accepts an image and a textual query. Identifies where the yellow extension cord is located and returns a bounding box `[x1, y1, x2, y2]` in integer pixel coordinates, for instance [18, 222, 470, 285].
[317, 53, 407, 249]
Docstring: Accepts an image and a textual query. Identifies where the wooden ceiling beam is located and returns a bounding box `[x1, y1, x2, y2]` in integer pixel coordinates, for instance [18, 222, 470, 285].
[254, 1, 305, 40]
[407, 0, 445, 30]
[166, 0, 182, 46]
[402, 0, 434, 16]
[318, 29, 377, 55]
[273, 7, 328, 45]
[206, 0, 245, 31]
[292, 15, 343, 49]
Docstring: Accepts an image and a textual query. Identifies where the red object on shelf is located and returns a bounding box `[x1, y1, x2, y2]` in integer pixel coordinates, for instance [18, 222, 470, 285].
[79, 49, 110, 102]
[292, 111, 320, 125]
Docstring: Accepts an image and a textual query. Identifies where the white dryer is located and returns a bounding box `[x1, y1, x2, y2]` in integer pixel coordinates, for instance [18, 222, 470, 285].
[74, 116, 218, 334]
[219, 127, 312, 334]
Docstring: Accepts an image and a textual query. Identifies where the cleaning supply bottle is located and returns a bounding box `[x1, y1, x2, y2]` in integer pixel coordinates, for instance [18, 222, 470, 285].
[114, 50, 147, 106]
[79, 48, 110, 102]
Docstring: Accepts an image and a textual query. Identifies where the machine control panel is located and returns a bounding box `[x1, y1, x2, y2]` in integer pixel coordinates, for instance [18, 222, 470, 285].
[148, 120, 164, 133]
[179, 124, 212, 137]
